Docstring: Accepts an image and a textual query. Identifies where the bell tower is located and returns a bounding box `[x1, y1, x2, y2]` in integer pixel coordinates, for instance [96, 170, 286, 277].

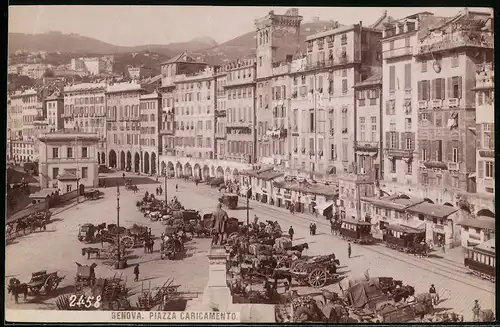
[255, 8, 303, 80]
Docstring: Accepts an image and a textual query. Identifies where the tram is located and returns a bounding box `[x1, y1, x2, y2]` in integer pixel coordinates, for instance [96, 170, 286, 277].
[464, 239, 495, 282]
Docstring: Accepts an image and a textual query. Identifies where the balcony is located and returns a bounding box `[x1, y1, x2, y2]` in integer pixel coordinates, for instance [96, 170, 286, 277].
[354, 141, 379, 152]
[404, 89, 412, 100]
[291, 126, 299, 136]
[388, 90, 395, 100]
[161, 129, 174, 135]
[418, 100, 428, 110]
[431, 99, 443, 109]
[215, 109, 226, 117]
[386, 148, 413, 158]
[475, 67, 494, 90]
[447, 162, 459, 171]
[382, 46, 413, 60]
[415, 31, 494, 56]
[227, 121, 252, 128]
[448, 98, 460, 108]
[215, 132, 226, 140]
[484, 178, 494, 188]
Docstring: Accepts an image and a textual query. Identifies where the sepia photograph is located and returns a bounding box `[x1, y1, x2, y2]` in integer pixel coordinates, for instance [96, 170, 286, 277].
[6, 5, 495, 323]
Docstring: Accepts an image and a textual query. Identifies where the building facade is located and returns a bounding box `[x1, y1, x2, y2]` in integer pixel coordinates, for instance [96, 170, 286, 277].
[140, 92, 162, 174]
[38, 131, 99, 191]
[45, 92, 65, 132]
[214, 67, 228, 161]
[223, 59, 256, 164]
[353, 74, 383, 180]
[105, 82, 144, 171]
[413, 10, 493, 214]
[62, 83, 107, 164]
[255, 9, 303, 164]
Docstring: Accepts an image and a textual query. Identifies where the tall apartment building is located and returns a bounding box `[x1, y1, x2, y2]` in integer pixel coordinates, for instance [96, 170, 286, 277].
[222, 59, 256, 164]
[413, 10, 493, 211]
[105, 82, 144, 171]
[353, 74, 383, 180]
[289, 20, 383, 175]
[214, 67, 228, 160]
[62, 83, 107, 164]
[71, 57, 106, 76]
[159, 51, 208, 163]
[140, 92, 162, 174]
[45, 91, 65, 132]
[173, 67, 216, 163]
[380, 12, 432, 194]
[255, 9, 302, 164]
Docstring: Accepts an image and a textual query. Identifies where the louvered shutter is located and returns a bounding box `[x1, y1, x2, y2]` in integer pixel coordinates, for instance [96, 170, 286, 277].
[431, 79, 436, 99]
[400, 132, 405, 150]
[395, 132, 400, 149]
[458, 76, 463, 98]
[447, 77, 453, 98]
[417, 81, 423, 101]
[426, 80, 431, 101]
[478, 161, 484, 178]
[477, 124, 483, 148]
[447, 141, 453, 161]
[440, 78, 446, 99]
[385, 132, 390, 149]
[430, 140, 436, 161]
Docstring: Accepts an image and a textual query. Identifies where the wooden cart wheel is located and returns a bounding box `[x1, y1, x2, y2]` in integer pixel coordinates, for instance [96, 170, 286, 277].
[290, 260, 304, 272]
[276, 256, 287, 269]
[120, 236, 134, 249]
[44, 274, 57, 294]
[166, 286, 176, 294]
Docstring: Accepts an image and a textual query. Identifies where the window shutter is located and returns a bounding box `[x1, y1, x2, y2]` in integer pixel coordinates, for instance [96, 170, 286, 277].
[400, 132, 405, 150]
[389, 66, 395, 90]
[427, 112, 433, 123]
[417, 81, 422, 101]
[385, 132, 390, 149]
[457, 141, 463, 162]
[431, 79, 436, 99]
[426, 80, 431, 101]
[404, 64, 411, 89]
[430, 140, 436, 161]
[410, 132, 416, 150]
[478, 161, 484, 178]
[440, 78, 446, 99]
[395, 132, 400, 149]
[447, 141, 453, 161]
[458, 76, 463, 98]
[477, 124, 483, 148]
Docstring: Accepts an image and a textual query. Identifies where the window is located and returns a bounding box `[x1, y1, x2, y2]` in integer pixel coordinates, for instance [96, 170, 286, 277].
[342, 143, 348, 162]
[67, 147, 73, 158]
[390, 132, 397, 148]
[422, 148, 428, 161]
[418, 80, 430, 101]
[407, 162, 412, 174]
[485, 162, 494, 178]
[82, 147, 88, 158]
[391, 159, 396, 173]
[452, 148, 458, 163]
[436, 175, 442, 186]
[52, 147, 59, 158]
[81, 167, 88, 179]
[421, 60, 427, 72]
[422, 173, 429, 185]
[433, 78, 445, 99]
[451, 52, 459, 68]
[450, 76, 462, 98]
[52, 167, 59, 179]
[406, 138, 412, 150]
[404, 37, 410, 47]
[389, 66, 396, 91]
[330, 144, 335, 160]
[259, 57, 262, 67]
[404, 64, 411, 89]
[67, 185, 72, 193]
[342, 79, 348, 94]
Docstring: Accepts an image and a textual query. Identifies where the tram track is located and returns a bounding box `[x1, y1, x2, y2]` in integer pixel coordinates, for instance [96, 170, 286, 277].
[188, 183, 495, 294]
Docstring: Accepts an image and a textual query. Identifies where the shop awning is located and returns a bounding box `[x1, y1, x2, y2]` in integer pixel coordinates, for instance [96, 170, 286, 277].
[315, 201, 334, 215]
[458, 218, 495, 230]
[400, 220, 426, 232]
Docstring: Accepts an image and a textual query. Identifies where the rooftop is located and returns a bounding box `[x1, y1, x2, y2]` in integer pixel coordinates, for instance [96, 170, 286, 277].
[160, 51, 204, 65]
[364, 196, 424, 211]
[353, 74, 382, 88]
[58, 172, 78, 181]
[406, 202, 459, 219]
[458, 217, 495, 230]
[64, 83, 106, 93]
[106, 82, 143, 93]
[140, 92, 160, 100]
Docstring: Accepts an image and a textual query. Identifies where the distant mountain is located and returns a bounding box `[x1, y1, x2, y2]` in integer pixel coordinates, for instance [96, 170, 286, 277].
[8, 20, 345, 65]
[7, 32, 218, 56]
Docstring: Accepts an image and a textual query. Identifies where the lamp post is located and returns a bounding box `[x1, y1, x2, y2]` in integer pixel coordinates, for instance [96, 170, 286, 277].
[115, 184, 125, 269]
[246, 187, 251, 226]
[164, 171, 168, 203]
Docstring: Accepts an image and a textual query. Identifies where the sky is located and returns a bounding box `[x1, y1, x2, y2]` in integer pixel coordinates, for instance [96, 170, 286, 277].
[8, 6, 491, 47]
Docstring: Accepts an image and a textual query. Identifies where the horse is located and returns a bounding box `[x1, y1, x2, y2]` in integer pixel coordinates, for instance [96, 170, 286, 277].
[392, 285, 415, 302]
[16, 220, 28, 235]
[82, 247, 101, 259]
[131, 185, 139, 193]
[290, 243, 309, 252]
[7, 278, 28, 303]
[6, 224, 13, 236]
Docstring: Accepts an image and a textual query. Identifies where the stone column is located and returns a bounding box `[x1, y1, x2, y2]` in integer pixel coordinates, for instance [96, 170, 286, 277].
[202, 245, 232, 311]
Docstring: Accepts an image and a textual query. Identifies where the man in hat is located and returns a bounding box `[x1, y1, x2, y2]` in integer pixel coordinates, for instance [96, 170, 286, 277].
[429, 284, 438, 306]
[133, 264, 140, 282]
[348, 242, 352, 258]
[472, 299, 481, 322]
[212, 202, 228, 245]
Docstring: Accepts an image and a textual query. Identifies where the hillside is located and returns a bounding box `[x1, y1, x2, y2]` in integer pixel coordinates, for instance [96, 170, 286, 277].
[8, 32, 218, 56]
[8, 20, 340, 67]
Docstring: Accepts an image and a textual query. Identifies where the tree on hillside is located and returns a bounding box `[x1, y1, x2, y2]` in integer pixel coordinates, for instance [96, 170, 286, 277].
[43, 69, 55, 78]
[7, 74, 35, 92]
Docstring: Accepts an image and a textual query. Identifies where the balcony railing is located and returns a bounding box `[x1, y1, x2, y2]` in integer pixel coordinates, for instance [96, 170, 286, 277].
[418, 100, 428, 110]
[354, 141, 379, 152]
[448, 98, 460, 108]
[382, 46, 413, 60]
[447, 162, 459, 171]
[416, 31, 494, 55]
[432, 99, 443, 109]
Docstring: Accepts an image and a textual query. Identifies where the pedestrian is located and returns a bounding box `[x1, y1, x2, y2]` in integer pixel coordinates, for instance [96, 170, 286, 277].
[348, 242, 352, 258]
[42, 221, 47, 231]
[288, 226, 294, 241]
[144, 239, 148, 253]
[150, 239, 155, 253]
[429, 284, 438, 306]
[134, 264, 140, 282]
[312, 223, 317, 236]
[309, 223, 313, 235]
[472, 299, 481, 322]
[176, 184, 178, 192]
[100, 232, 104, 248]
[290, 203, 295, 215]
[149, 228, 152, 237]
[122, 173, 125, 179]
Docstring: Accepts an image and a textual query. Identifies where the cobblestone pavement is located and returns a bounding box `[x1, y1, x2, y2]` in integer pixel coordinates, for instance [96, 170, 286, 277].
[173, 178, 495, 322]
[6, 175, 495, 321]
[5, 177, 213, 310]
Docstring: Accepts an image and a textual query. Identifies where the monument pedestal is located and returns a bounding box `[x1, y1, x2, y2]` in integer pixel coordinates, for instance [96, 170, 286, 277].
[202, 245, 232, 311]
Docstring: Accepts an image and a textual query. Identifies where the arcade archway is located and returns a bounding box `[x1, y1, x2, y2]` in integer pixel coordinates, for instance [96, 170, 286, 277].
[184, 163, 192, 177]
[109, 150, 117, 168]
[134, 153, 140, 173]
[176, 162, 183, 176]
[161, 161, 166, 176]
[101, 152, 106, 165]
[167, 162, 175, 177]
[216, 166, 224, 179]
[203, 165, 210, 181]
[120, 151, 125, 170]
[144, 152, 150, 174]
[477, 209, 495, 218]
[126, 151, 132, 171]
[151, 152, 157, 175]
[193, 164, 201, 179]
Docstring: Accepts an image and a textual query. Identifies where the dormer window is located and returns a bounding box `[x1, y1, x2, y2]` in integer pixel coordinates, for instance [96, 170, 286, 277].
[341, 34, 347, 45]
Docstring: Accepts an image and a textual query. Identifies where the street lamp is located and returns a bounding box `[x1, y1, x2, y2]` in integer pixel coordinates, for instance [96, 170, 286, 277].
[164, 170, 168, 203]
[246, 187, 251, 226]
[115, 184, 125, 269]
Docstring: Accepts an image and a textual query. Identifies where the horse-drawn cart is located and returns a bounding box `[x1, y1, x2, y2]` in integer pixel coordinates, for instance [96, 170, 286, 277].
[219, 194, 239, 209]
[27, 270, 65, 295]
[84, 189, 103, 200]
[286, 254, 340, 288]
